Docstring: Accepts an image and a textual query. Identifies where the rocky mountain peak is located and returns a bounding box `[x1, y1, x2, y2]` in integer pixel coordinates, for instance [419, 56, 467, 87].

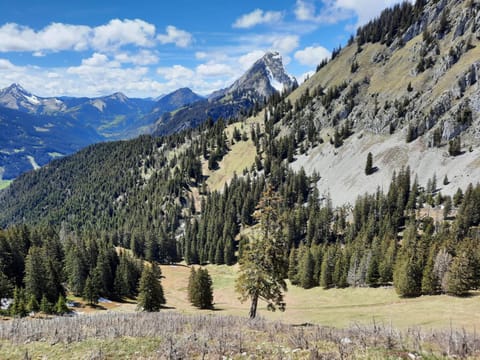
[0, 83, 42, 111]
[209, 51, 297, 102]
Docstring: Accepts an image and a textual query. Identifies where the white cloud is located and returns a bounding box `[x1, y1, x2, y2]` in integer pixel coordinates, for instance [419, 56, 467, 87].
[0, 22, 91, 52]
[272, 35, 299, 54]
[335, 0, 412, 25]
[0, 58, 15, 69]
[294, 45, 331, 66]
[0, 19, 183, 53]
[298, 70, 315, 83]
[157, 65, 195, 81]
[82, 53, 110, 67]
[294, 1, 317, 21]
[157, 26, 193, 47]
[294, 0, 411, 26]
[196, 62, 233, 78]
[91, 19, 156, 50]
[195, 52, 208, 60]
[233, 9, 283, 29]
[238, 50, 266, 70]
[115, 50, 159, 66]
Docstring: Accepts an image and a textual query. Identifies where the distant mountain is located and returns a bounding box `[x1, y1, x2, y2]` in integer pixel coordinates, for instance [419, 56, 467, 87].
[60, 92, 155, 139]
[152, 51, 297, 136]
[155, 88, 203, 113]
[0, 106, 103, 179]
[209, 51, 297, 101]
[0, 84, 209, 179]
[141, 88, 203, 130]
[0, 83, 67, 114]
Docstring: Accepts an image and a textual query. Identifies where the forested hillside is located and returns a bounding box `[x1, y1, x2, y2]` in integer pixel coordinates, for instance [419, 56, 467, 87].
[1, 0, 480, 316]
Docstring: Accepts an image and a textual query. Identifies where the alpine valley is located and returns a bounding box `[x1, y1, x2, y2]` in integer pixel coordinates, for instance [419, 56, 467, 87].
[2, 0, 480, 358]
[0, 51, 295, 180]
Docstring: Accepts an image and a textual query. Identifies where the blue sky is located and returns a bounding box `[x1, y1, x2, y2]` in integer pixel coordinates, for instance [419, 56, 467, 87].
[0, 0, 406, 98]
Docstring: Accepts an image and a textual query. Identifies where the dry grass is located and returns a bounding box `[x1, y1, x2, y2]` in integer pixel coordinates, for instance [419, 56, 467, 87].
[140, 264, 480, 333]
[1, 311, 480, 359]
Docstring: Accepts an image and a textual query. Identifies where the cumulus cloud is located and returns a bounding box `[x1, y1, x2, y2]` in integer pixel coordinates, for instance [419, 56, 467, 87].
[0, 19, 189, 53]
[238, 50, 266, 70]
[0, 58, 16, 70]
[294, 45, 331, 66]
[91, 19, 156, 50]
[115, 50, 159, 66]
[0, 22, 91, 52]
[294, 0, 411, 26]
[272, 35, 299, 54]
[233, 9, 283, 29]
[157, 26, 193, 47]
[335, 0, 412, 25]
[294, 1, 317, 21]
[196, 62, 233, 78]
[81, 53, 110, 67]
[157, 65, 195, 81]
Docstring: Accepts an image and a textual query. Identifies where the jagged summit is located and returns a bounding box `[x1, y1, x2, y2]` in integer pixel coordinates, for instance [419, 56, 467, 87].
[210, 51, 297, 101]
[0, 83, 43, 112]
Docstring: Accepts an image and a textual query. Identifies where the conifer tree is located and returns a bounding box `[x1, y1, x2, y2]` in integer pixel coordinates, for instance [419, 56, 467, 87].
[188, 268, 214, 309]
[288, 248, 299, 285]
[40, 294, 52, 314]
[55, 295, 69, 315]
[421, 247, 439, 295]
[83, 275, 100, 305]
[298, 249, 315, 289]
[320, 247, 335, 289]
[137, 263, 165, 312]
[26, 293, 39, 313]
[11, 287, 27, 317]
[446, 251, 474, 296]
[235, 185, 288, 319]
[393, 224, 422, 297]
[24, 246, 46, 302]
[187, 267, 197, 304]
[365, 152, 374, 175]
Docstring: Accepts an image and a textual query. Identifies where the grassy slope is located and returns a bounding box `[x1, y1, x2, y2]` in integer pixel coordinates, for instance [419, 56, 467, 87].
[0, 179, 12, 190]
[204, 118, 259, 191]
[150, 264, 480, 331]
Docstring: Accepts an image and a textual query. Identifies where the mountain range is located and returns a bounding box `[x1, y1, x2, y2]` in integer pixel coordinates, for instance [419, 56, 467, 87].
[0, 51, 295, 179]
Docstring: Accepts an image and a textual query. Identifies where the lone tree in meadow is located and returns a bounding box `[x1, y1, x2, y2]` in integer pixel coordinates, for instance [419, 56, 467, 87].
[137, 263, 165, 312]
[235, 184, 288, 319]
[188, 267, 214, 309]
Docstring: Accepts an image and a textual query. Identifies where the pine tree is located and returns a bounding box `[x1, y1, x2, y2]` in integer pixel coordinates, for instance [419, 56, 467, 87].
[446, 251, 473, 296]
[393, 224, 421, 297]
[366, 250, 380, 287]
[83, 275, 100, 305]
[137, 263, 165, 312]
[421, 247, 439, 295]
[365, 152, 374, 175]
[55, 295, 69, 315]
[24, 246, 46, 302]
[187, 267, 198, 305]
[11, 287, 27, 317]
[192, 268, 214, 309]
[40, 294, 53, 314]
[298, 249, 315, 289]
[26, 293, 39, 313]
[394, 255, 422, 297]
[0, 271, 13, 299]
[235, 185, 288, 319]
[288, 248, 299, 285]
[320, 247, 335, 289]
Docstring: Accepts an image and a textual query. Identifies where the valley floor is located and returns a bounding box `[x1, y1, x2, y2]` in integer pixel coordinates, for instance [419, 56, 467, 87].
[75, 263, 480, 331]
